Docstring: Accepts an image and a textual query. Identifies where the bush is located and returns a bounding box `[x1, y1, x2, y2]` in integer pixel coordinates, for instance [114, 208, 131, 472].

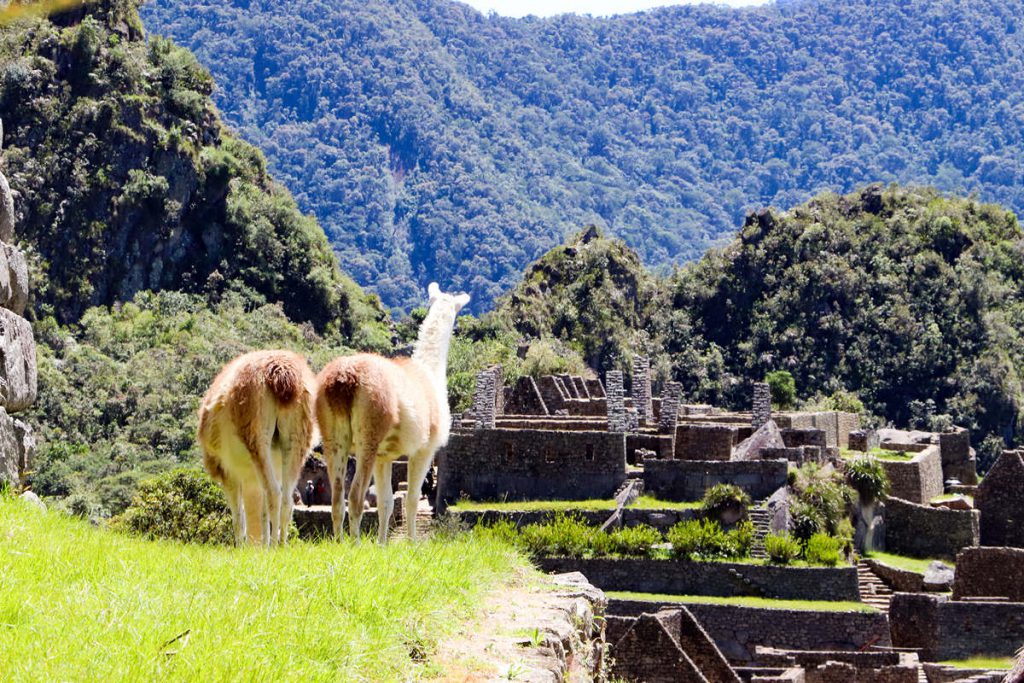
[518, 514, 609, 559]
[765, 370, 797, 409]
[804, 533, 842, 566]
[764, 532, 801, 565]
[667, 519, 750, 561]
[110, 468, 232, 544]
[608, 524, 663, 558]
[731, 520, 755, 557]
[789, 500, 824, 542]
[845, 457, 890, 503]
[700, 483, 751, 519]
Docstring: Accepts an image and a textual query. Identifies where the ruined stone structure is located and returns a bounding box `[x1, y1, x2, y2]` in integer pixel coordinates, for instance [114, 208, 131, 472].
[976, 450, 1024, 547]
[472, 366, 499, 429]
[658, 381, 682, 434]
[674, 423, 737, 460]
[752, 381, 772, 429]
[631, 355, 653, 425]
[434, 428, 626, 511]
[890, 592, 1024, 661]
[606, 370, 627, 433]
[877, 445, 944, 504]
[883, 496, 979, 559]
[644, 458, 789, 501]
[0, 120, 36, 490]
[952, 546, 1024, 602]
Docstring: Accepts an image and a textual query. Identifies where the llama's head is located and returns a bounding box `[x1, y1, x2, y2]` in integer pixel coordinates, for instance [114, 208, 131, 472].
[427, 282, 470, 317]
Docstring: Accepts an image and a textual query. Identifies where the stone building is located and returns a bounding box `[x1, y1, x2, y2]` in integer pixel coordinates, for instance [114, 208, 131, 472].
[976, 450, 1024, 547]
[0, 120, 37, 489]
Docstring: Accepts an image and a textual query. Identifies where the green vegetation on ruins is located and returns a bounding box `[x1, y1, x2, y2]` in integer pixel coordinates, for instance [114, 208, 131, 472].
[448, 496, 701, 513]
[939, 657, 1014, 670]
[605, 592, 877, 614]
[864, 551, 953, 574]
[0, 496, 529, 681]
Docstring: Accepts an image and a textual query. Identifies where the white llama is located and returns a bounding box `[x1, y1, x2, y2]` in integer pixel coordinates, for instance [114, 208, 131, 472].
[198, 350, 317, 546]
[316, 282, 469, 542]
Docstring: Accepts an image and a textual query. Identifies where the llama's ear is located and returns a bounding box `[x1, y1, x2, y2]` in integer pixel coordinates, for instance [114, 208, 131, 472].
[454, 293, 471, 310]
[428, 282, 441, 302]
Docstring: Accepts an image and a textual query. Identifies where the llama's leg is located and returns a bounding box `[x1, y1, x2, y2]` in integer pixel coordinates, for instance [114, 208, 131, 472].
[348, 451, 375, 539]
[404, 450, 434, 540]
[242, 485, 266, 545]
[374, 459, 394, 544]
[249, 424, 282, 547]
[328, 451, 347, 541]
[276, 413, 311, 545]
[223, 476, 245, 546]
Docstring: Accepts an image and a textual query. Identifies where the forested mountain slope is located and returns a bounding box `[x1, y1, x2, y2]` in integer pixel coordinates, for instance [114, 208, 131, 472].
[491, 186, 1024, 452]
[142, 0, 1024, 311]
[0, 0, 386, 335]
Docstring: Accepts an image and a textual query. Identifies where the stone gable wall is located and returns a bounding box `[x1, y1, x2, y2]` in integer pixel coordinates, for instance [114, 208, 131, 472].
[644, 459, 789, 501]
[434, 429, 626, 510]
[674, 423, 737, 460]
[883, 496, 979, 559]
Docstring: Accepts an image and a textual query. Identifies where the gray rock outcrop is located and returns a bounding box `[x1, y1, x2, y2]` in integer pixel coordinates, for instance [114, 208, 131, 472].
[0, 119, 38, 489]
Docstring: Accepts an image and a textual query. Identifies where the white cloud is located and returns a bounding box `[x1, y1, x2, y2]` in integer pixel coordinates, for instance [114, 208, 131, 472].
[458, 0, 769, 18]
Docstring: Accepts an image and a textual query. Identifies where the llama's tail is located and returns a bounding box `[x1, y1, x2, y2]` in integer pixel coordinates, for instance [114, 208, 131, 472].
[321, 360, 362, 416]
[262, 354, 303, 405]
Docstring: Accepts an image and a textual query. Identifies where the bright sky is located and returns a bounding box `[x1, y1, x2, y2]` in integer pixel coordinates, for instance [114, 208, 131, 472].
[460, 0, 770, 17]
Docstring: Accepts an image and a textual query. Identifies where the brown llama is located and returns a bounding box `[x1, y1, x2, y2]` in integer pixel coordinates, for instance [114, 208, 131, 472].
[198, 350, 316, 546]
[316, 283, 469, 542]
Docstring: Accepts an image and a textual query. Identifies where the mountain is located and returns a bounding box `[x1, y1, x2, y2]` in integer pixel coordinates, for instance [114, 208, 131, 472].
[141, 0, 1024, 311]
[489, 185, 1024, 452]
[0, 0, 387, 337]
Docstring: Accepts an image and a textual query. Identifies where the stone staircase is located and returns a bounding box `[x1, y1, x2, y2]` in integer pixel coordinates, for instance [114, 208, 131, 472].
[857, 560, 894, 612]
[749, 507, 771, 560]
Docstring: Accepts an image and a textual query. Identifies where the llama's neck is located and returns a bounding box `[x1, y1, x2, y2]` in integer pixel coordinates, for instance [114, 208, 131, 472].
[411, 305, 455, 388]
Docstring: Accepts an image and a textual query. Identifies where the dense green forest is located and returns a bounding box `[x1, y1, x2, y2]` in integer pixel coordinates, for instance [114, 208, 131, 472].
[0, 0, 387, 338]
[142, 0, 1024, 311]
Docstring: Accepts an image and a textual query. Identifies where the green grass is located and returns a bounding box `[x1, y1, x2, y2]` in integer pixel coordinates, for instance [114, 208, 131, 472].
[940, 656, 1015, 670]
[841, 447, 915, 462]
[606, 591, 877, 612]
[864, 551, 952, 573]
[0, 497, 528, 681]
[449, 495, 700, 513]
[931, 493, 973, 504]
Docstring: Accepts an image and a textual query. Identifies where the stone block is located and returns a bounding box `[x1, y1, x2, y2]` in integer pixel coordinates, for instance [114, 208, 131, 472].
[0, 308, 36, 412]
[0, 407, 33, 487]
[0, 171, 13, 243]
[0, 243, 28, 315]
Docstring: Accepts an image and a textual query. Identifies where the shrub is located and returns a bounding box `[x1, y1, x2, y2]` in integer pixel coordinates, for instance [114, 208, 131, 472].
[731, 520, 755, 557]
[608, 524, 662, 558]
[804, 533, 842, 566]
[700, 483, 751, 519]
[845, 457, 890, 503]
[764, 532, 801, 565]
[518, 514, 608, 559]
[110, 468, 232, 544]
[667, 519, 750, 561]
[789, 501, 824, 542]
[765, 370, 797, 409]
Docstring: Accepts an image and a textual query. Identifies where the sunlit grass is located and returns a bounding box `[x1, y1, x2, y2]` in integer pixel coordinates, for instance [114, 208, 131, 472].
[864, 551, 952, 573]
[940, 656, 1014, 670]
[0, 497, 528, 681]
[606, 591, 877, 612]
[840, 448, 915, 462]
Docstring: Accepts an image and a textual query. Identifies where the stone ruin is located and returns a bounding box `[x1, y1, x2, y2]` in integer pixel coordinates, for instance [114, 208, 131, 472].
[976, 449, 1024, 547]
[0, 119, 37, 493]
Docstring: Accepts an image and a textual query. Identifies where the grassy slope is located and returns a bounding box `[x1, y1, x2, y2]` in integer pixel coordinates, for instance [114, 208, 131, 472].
[864, 551, 953, 573]
[448, 495, 701, 512]
[0, 498, 528, 681]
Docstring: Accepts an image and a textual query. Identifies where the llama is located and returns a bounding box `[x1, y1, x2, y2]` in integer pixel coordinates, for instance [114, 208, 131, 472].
[316, 282, 469, 542]
[198, 350, 317, 546]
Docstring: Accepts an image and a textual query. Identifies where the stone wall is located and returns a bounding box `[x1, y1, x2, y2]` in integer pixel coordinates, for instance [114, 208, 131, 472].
[952, 546, 1024, 601]
[472, 367, 498, 429]
[659, 382, 683, 434]
[976, 450, 1024, 547]
[504, 376, 548, 415]
[538, 557, 860, 601]
[879, 445, 944, 504]
[607, 601, 891, 664]
[627, 432, 675, 462]
[674, 423, 737, 460]
[883, 496, 979, 559]
[0, 122, 36, 489]
[632, 355, 653, 425]
[752, 382, 772, 430]
[890, 592, 1024, 661]
[434, 428, 626, 511]
[937, 427, 977, 484]
[606, 370, 627, 433]
[644, 459, 789, 502]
